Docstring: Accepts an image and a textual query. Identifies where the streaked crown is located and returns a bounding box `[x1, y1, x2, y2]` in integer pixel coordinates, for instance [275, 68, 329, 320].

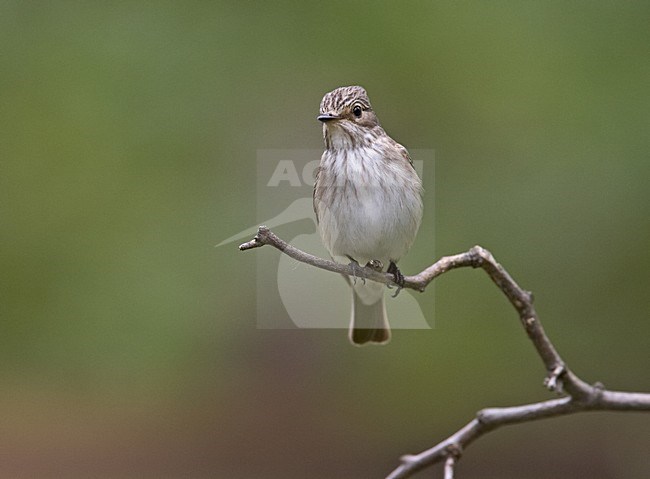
[320, 86, 372, 115]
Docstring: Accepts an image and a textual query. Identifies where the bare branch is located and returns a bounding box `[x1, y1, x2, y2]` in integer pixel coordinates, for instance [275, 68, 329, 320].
[443, 455, 456, 479]
[239, 226, 650, 477]
[239, 225, 399, 285]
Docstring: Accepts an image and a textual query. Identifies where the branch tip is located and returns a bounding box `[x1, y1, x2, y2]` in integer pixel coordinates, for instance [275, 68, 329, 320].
[526, 290, 535, 303]
[238, 238, 261, 251]
[238, 225, 273, 251]
[544, 365, 566, 393]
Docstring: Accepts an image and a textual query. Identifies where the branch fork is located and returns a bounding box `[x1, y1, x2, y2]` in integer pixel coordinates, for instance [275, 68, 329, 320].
[239, 226, 650, 478]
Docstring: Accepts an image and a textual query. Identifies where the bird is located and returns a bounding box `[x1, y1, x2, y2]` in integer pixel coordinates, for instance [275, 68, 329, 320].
[313, 86, 423, 345]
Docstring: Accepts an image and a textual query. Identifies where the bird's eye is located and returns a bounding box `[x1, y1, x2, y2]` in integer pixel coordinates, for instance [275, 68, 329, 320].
[352, 105, 363, 117]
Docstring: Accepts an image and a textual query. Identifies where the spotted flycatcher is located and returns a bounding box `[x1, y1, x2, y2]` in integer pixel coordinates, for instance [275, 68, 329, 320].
[313, 86, 423, 345]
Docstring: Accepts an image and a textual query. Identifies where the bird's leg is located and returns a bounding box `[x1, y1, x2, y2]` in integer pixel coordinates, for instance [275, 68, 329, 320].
[346, 255, 365, 285]
[387, 261, 404, 297]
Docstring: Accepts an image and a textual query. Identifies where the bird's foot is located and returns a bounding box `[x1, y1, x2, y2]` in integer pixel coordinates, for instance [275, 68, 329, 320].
[366, 259, 384, 272]
[346, 255, 365, 285]
[387, 261, 404, 297]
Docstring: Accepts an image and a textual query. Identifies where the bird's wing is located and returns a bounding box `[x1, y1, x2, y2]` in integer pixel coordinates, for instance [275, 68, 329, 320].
[312, 165, 321, 224]
[384, 135, 415, 169]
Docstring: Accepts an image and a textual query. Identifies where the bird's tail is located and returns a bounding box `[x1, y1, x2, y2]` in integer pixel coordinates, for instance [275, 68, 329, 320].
[350, 287, 390, 345]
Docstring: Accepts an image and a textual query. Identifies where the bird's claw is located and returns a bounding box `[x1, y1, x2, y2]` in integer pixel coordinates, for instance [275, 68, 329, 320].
[366, 259, 383, 272]
[346, 256, 365, 285]
[387, 261, 404, 297]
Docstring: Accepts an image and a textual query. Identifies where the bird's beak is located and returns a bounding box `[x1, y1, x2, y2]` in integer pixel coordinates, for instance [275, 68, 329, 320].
[317, 113, 339, 122]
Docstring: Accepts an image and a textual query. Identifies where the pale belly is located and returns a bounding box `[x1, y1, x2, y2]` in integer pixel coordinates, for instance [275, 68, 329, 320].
[315, 147, 423, 267]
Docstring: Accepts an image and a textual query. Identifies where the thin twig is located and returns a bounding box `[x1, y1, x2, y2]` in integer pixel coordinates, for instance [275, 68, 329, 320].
[239, 226, 650, 478]
[443, 455, 456, 479]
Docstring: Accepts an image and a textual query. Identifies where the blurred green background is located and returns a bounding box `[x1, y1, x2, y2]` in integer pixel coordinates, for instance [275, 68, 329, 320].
[1, 1, 649, 478]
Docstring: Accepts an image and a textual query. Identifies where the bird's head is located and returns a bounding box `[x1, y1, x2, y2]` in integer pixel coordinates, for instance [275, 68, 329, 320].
[317, 86, 381, 149]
